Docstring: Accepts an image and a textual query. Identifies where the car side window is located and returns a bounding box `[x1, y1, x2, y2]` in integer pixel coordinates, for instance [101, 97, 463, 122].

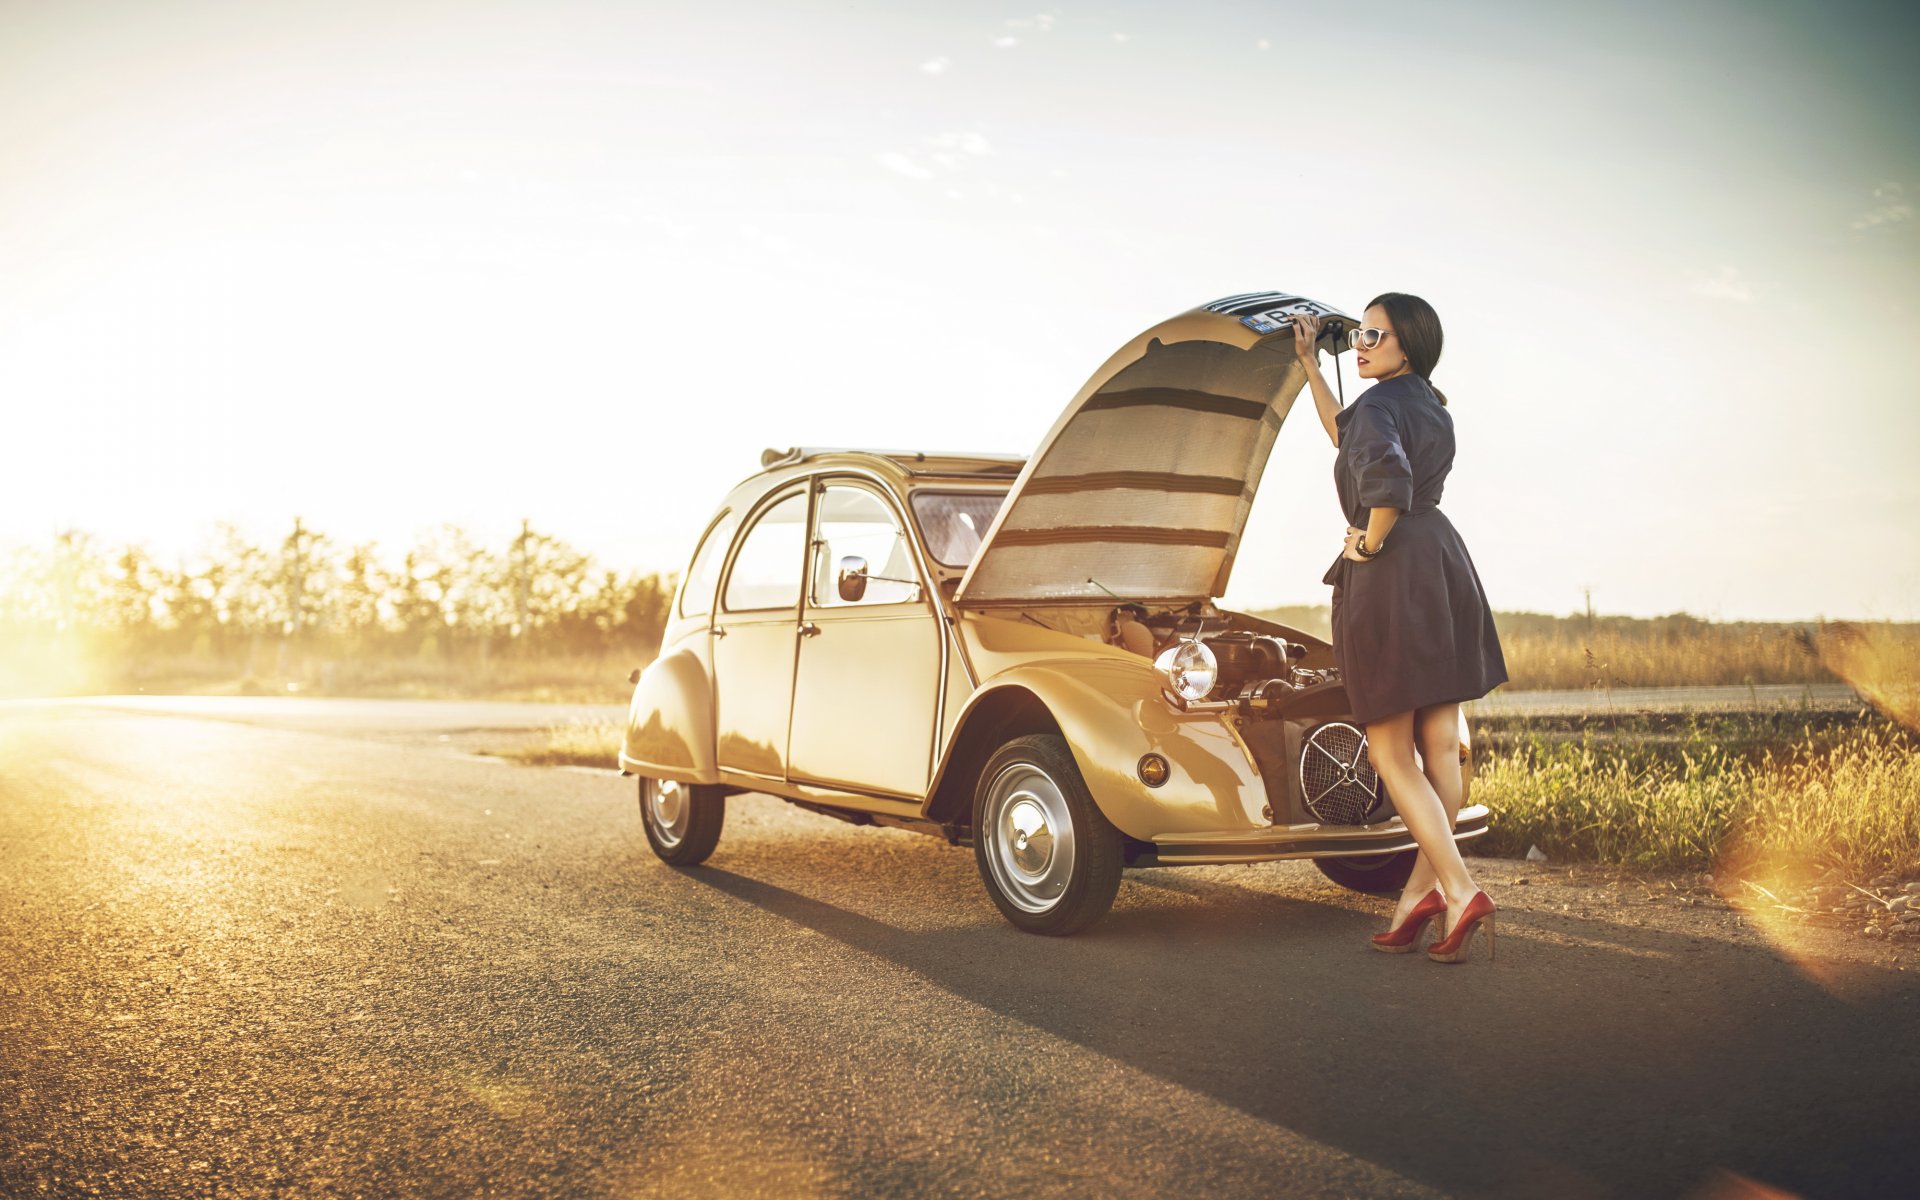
[721, 491, 809, 612]
[678, 510, 737, 618]
[909, 490, 1007, 567]
[811, 484, 922, 607]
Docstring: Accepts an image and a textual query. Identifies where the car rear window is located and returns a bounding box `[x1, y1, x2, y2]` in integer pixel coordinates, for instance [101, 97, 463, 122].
[910, 490, 1007, 567]
[678, 509, 737, 618]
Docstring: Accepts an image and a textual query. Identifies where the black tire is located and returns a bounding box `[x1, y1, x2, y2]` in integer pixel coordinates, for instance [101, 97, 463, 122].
[638, 777, 725, 866]
[971, 734, 1125, 935]
[1315, 849, 1418, 894]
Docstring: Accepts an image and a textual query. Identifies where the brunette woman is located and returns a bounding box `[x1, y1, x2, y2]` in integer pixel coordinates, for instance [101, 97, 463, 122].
[1292, 294, 1508, 963]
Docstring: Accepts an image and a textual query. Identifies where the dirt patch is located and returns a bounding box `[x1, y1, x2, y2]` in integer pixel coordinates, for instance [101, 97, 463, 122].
[1462, 851, 1920, 970]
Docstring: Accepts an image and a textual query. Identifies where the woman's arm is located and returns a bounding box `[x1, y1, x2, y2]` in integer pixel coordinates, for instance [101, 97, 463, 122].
[1340, 401, 1414, 561]
[1290, 315, 1342, 447]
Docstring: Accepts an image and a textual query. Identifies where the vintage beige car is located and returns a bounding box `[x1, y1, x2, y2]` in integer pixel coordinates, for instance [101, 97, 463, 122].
[620, 290, 1488, 934]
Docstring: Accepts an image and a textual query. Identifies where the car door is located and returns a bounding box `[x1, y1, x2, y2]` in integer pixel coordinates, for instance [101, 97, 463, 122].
[786, 479, 941, 799]
[712, 487, 810, 784]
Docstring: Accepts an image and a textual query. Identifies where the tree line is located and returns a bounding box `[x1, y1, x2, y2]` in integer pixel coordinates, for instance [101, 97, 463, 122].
[0, 520, 676, 661]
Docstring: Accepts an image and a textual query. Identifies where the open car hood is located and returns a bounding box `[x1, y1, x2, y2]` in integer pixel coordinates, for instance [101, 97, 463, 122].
[955, 291, 1356, 607]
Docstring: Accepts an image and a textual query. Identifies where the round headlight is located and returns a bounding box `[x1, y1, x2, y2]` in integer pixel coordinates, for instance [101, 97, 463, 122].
[1154, 639, 1218, 703]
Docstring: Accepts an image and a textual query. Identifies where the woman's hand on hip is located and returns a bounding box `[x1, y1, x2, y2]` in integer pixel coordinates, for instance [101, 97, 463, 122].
[1342, 526, 1372, 562]
[1291, 314, 1323, 365]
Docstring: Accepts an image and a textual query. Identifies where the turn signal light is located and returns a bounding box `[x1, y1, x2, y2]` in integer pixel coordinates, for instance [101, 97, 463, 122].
[1138, 754, 1170, 788]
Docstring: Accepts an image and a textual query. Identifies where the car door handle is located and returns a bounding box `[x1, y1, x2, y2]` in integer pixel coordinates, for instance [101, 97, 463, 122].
[798, 621, 822, 637]
[710, 626, 727, 638]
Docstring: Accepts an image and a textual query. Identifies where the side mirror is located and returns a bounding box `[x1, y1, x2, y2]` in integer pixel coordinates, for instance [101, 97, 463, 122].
[836, 555, 869, 603]
[628, 667, 642, 685]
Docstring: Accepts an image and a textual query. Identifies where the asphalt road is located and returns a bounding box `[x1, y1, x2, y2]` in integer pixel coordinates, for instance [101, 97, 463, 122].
[2, 697, 1914, 1200]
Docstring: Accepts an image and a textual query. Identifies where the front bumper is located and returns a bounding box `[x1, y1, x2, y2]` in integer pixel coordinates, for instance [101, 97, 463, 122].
[1127, 804, 1491, 867]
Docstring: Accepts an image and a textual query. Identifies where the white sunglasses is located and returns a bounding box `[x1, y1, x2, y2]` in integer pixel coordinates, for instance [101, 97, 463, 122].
[1348, 327, 1394, 352]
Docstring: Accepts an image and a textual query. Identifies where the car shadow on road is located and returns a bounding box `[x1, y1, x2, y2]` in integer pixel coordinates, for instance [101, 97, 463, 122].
[681, 856, 1920, 1200]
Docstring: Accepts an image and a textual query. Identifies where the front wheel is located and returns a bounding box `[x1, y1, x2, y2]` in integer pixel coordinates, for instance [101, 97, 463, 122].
[638, 777, 725, 866]
[1315, 849, 1417, 894]
[972, 734, 1124, 936]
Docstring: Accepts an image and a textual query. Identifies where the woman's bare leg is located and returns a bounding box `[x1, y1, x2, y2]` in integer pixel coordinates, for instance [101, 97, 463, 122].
[1366, 709, 1479, 928]
[1394, 704, 1466, 914]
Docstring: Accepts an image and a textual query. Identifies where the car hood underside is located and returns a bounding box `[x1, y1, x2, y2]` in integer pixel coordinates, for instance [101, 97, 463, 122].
[955, 291, 1356, 607]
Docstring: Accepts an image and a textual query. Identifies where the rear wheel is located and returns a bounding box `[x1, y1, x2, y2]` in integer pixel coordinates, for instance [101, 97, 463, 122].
[1315, 849, 1418, 894]
[972, 734, 1124, 936]
[638, 777, 725, 866]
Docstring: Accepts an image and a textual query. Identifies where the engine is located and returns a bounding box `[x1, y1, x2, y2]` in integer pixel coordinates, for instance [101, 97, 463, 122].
[1196, 631, 1295, 692]
[1111, 607, 1346, 718]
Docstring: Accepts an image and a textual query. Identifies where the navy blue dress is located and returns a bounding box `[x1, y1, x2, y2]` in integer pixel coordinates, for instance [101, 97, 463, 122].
[1321, 372, 1508, 725]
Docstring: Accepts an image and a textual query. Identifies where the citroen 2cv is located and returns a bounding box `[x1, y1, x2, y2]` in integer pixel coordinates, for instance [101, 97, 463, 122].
[619, 290, 1488, 934]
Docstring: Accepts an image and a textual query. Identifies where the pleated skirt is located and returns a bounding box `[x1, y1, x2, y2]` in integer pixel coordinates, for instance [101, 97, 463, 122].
[1322, 508, 1509, 726]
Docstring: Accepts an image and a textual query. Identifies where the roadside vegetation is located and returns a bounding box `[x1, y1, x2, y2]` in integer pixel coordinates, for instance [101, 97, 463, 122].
[0, 521, 671, 701]
[1249, 603, 1897, 692]
[1471, 710, 1920, 881]
[5, 521, 1914, 700]
[6, 522, 1917, 885]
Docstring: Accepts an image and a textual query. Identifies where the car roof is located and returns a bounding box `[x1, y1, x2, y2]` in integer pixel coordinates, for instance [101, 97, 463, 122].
[755, 447, 1027, 480]
[711, 448, 1024, 516]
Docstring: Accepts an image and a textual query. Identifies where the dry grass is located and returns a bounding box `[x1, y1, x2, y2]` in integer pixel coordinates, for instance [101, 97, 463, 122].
[1729, 725, 1920, 880]
[489, 716, 625, 768]
[1814, 621, 1920, 729]
[1500, 624, 1819, 690]
[1473, 718, 1920, 879]
[1250, 609, 1920, 693]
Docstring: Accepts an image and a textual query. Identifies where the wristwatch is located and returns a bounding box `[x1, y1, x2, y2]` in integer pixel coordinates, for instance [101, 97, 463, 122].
[1354, 535, 1381, 559]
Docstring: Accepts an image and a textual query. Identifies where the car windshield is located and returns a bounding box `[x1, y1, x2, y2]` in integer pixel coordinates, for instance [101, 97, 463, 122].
[910, 490, 1008, 567]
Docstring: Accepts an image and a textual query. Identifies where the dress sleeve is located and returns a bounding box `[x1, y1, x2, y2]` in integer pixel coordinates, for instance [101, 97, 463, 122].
[1346, 400, 1414, 511]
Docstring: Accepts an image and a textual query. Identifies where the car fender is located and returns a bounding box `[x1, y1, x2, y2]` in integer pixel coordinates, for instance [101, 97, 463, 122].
[620, 644, 719, 784]
[930, 658, 1269, 842]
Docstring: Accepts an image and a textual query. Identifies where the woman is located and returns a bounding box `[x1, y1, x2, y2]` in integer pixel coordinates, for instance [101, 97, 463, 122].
[1292, 293, 1508, 963]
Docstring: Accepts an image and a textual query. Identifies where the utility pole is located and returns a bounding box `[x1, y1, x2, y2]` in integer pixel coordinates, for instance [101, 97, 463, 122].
[514, 518, 531, 639]
[53, 529, 79, 635]
[285, 516, 307, 637]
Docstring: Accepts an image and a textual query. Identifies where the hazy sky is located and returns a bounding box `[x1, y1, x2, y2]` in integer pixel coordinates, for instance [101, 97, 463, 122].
[3, 0, 1916, 620]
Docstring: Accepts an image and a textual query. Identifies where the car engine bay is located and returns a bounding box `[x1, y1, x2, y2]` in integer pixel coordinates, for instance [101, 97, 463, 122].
[997, 602, 1350, 719]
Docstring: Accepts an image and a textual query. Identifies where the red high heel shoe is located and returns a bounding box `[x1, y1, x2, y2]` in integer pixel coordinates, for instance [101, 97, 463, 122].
[1428, 890, 1497, 963]
[1371, 889, 1447, 953]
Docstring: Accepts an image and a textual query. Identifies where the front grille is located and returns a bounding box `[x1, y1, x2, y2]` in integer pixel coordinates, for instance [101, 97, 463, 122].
[1299, 722, 1386, 825]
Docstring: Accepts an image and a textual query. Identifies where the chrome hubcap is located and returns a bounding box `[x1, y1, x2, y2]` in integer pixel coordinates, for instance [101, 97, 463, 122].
[983, 763, 1075, 913]
[642, 778, 690, 847]
[1007, 798, 1054, 874]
